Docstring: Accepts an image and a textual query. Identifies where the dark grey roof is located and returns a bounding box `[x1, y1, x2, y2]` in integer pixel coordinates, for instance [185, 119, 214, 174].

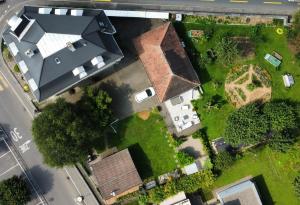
[3, 6, 123, 101]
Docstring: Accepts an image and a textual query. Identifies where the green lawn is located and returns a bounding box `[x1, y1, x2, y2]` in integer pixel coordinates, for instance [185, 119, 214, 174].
[175, 22, 300, 139]
[210, 145, 300, 205]
[174, 19, 300, 204]
[107, 112, 177, 179]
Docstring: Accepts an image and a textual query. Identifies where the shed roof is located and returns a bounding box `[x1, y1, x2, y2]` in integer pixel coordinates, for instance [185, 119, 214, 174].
[134, 22, 200, 102]
[215, 177, 262, 205]
[90, 149, 142, 200]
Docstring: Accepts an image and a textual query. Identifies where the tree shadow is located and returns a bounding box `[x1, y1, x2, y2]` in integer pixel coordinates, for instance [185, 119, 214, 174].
[26, 165, 54, 197]
[173, 22, 211, 84]
[98, 80, 134, 119]
[253, 175, 275, 205]
[127, 143, 153, 180]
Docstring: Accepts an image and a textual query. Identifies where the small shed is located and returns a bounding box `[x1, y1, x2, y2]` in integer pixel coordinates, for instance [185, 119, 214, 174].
[282, 74, 294, 87]
[182, 163, 199, 175]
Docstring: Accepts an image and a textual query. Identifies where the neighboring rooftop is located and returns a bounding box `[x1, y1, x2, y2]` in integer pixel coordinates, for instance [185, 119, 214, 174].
[89, 149, 142, 201]
[215, 177, 263, 205]
[134, 22, 200, 102]
[3, 6, 123, 101]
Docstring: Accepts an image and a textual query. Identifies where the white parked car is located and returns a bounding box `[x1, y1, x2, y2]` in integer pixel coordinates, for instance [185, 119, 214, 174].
[135, 87, 155, 103]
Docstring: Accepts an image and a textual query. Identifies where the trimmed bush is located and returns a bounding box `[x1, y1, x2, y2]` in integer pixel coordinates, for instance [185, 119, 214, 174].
[214, 151, 235, 171]
[293, 174, 300, 198]
[14, 64, 20, 73]
[176, 151, 194, 167]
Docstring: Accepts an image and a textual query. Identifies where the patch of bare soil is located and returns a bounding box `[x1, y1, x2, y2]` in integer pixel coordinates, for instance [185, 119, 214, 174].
[231, 37, 255, 58]
[137, 111, 150, 120]
[225, 64, 272, 108]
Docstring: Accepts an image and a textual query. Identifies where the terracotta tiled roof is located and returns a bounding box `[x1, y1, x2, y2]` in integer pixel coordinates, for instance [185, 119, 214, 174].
[134, 22, 200, 102]
[90, 149, 142, 200]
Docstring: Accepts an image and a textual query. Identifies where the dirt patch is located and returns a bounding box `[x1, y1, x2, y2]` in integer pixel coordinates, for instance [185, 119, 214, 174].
[225, 64, 272, 108]
[137, 111, 151, 120]
[231, 37, 255, 58]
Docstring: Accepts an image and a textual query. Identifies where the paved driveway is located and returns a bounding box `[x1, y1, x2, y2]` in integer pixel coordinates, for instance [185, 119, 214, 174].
[96, 18, 164, 119]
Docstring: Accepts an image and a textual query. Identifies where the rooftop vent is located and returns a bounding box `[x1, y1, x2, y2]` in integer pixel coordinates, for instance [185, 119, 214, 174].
[91, 56, 106, 69]
[66, 42, 76, 52]
[72, 66, 87, 79]
[54, 57, 61, 64]
[72, 66, 85, 76]
[25, 49, 35, 58]
[55, 8, 68, 15]
[38, 8, 52, 14]
[71, 9, 83, 16]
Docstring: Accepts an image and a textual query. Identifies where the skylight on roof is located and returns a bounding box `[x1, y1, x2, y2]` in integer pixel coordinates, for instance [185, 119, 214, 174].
[55, 8, 68, 15]
[38, 8, 52, 14]
[71, 9, 83, 16]
[8, 16, 22, 31]
[36, 33, 82, 58]
[8, 42, 18, 56]
[28, 78, 38, 91]
[18, 61, 28, 74]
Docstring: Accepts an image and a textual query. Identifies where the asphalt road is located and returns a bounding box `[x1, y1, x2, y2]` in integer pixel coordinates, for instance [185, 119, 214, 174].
[0, 74, 83, 204]
[0, 0, 298, 204]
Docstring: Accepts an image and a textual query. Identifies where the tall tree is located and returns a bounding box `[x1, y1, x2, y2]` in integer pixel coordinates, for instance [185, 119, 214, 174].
[263, 101, 297, 132]
[224, 103, 268, 146]
[32, 87, 112, 167]
[0, 176, 31, 205]
[32, 99, 88, 167]
[77, 86, 112, 128]
[215, 38, 239, 65]
[268, 131, 296, 152]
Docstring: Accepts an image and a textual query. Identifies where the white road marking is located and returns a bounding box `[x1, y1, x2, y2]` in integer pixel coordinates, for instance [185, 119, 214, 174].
[0, 75, 8, 88]
[264, 1, 283, 4]
[0, 151, 11, 159]
[0, 164, 18, 177]
[10, 128, 23, 142]
[19, 140, 31, 153]
[230, 0, 248, 3]
[64, 168, 81, 195]
[0, 137, 44, 204]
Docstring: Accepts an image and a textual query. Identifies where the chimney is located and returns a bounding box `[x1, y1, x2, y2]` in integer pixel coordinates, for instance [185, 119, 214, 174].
[66, 42, 76, 52]
[25, 49, 34, 58]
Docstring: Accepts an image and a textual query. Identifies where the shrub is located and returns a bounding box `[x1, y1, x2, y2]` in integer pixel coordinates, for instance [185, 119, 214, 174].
[215, 38, 239, 65]
[235, 88, 246, 101]
[148, 186, 165, 204]
[176, 151, 194, 167]
[145, 170, 215, 203]
[293, 174, 300, 198]
[2, 47, 12, 61]
[246, 83, 256, 91]
[214, 151, 235, 171]
[295, 52, 300, 60]
[23, 84, 30, 92]
[176, 170, 215, 193]
[13, 64, 20, 73]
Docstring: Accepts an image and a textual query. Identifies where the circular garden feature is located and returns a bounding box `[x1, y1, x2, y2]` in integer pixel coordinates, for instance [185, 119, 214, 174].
[225, 64, 272, 108]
